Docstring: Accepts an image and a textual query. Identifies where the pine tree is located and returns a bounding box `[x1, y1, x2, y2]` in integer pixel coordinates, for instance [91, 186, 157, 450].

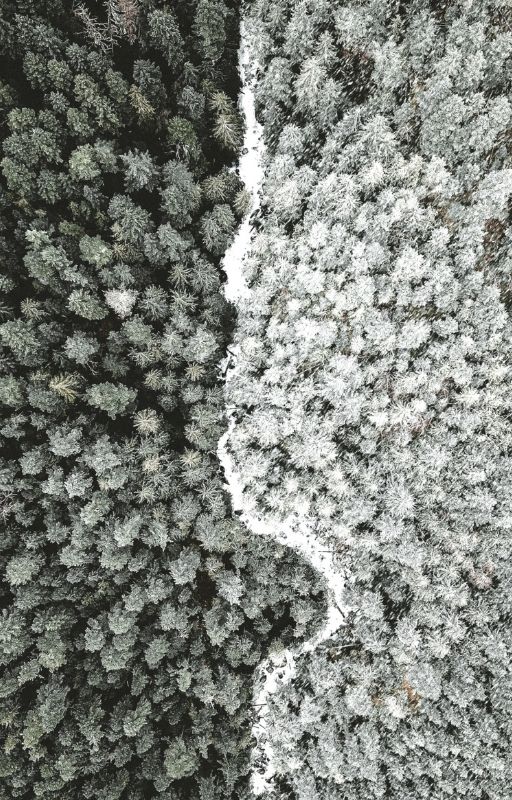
[0, 3, 326, 798]
[229, 1, 512, 797]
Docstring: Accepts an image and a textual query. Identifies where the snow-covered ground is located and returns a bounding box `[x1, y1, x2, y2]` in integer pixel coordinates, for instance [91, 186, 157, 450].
[217, 21, 346, 796]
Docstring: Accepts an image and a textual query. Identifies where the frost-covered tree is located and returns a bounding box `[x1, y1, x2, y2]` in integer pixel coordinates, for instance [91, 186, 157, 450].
[228, 1, 512, 797]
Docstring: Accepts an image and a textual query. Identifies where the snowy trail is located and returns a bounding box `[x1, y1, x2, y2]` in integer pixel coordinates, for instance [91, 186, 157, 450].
[217, 21, 346, 797]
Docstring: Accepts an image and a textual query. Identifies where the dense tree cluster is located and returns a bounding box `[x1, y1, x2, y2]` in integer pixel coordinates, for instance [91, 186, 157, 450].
[228, 1, 512, 797]
[0, 2, 326, 798]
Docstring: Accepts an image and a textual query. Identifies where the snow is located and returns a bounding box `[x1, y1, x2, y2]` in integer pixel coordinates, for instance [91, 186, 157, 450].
[220, 23, 262, 304]
[217, 21, 346, 797]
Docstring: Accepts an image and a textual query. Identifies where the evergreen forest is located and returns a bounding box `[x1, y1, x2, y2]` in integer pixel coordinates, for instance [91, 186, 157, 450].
[1, 2, 511, 799]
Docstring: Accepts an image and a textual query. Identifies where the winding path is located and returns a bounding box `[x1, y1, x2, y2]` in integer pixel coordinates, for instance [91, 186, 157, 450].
[217, 20, 346, 796]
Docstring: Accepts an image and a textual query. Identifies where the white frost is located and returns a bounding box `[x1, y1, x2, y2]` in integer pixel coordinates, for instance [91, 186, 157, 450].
[220, 23, 262, 304]
[217, 21, 346, 797]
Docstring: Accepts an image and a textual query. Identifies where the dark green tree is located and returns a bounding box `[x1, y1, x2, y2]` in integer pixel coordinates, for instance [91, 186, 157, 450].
[0, 3, 325, 798]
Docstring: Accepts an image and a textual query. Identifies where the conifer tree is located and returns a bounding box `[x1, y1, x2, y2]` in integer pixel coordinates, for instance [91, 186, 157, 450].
[229, 1, 512, 797]
[0, 3, 326, 798]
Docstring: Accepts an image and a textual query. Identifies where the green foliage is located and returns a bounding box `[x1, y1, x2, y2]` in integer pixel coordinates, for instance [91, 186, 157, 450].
[0, 3, 325, 799]
[210, 90, 243, 151]
[85, 381, 136, 418]
[147, 8, 184, 70]
[194, 0, 229, 63]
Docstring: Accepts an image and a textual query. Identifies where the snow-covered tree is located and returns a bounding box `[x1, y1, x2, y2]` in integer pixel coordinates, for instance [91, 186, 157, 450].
[228, 1, 512, 796]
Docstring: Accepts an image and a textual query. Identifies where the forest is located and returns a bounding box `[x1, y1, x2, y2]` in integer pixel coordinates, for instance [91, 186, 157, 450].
[1, 1, 511, 799]
[0, 2, 325, 798]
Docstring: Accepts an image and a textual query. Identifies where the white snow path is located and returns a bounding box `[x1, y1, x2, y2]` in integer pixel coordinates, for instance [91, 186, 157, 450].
[217, 21, 346, 797]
